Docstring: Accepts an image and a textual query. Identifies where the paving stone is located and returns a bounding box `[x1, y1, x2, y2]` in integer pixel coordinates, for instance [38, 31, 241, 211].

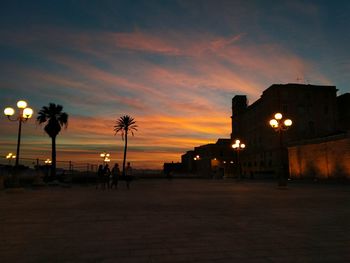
[1, 179, 350, 262]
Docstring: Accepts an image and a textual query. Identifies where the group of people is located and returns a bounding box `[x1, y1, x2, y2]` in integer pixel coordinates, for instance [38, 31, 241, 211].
[96, 162, 133, 190]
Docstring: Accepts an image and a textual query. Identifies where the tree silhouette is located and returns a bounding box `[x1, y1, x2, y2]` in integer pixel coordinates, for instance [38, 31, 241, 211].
[37, 103, 68, 180]
[114, 115, 137, 177]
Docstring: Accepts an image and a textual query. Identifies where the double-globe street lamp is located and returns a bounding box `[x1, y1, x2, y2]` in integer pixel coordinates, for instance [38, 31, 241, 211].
[232, 139, 246, 180]
[269, 112, 292, 186]
[100, 152, 111, 164]
[4, 100, 33, 186]
[6, 153, 16, 165]
[4, 100, 33, 168]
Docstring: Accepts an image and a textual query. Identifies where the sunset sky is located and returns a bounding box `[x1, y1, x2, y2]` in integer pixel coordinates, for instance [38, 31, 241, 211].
[1, 0, 349, 169]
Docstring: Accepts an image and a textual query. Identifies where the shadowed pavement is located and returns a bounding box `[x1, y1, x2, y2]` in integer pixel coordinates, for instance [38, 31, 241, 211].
[1, 179, 349, 262]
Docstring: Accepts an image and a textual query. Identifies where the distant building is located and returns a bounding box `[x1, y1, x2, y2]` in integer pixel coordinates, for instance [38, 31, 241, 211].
[178, 83, 349, 180]
[163, 162, 183, 176]
[181, 139, 236, 178]
[231, 83, 342, 178]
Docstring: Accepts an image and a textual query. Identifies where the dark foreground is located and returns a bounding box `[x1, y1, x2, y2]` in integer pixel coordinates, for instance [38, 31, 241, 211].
[1, 179, 350, 263]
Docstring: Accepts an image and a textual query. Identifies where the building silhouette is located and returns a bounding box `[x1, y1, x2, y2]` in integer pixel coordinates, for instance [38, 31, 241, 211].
[181, 139, 235, 178]
[175, 83, 350, 179]
[231, 83, 340, 178]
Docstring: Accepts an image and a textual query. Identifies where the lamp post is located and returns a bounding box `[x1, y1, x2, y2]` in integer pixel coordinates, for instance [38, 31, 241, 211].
[100, 152, 111, 164]
[232, 139, 246, 180]
[4, 100, 33, 167]
[4, 100, 33, 186]
[44, 158, 52, 179]
[269, 112, 293, 186]
[6, 153, 16, 165]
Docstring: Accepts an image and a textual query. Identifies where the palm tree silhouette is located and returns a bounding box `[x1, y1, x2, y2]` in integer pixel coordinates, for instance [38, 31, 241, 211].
[37, 103, 68, 180]
[114, 115, 137, 177]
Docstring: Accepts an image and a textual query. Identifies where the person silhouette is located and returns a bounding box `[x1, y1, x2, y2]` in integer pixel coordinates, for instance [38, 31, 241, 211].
[125, 162, 133, 189]
[96, 165, 104, 189]
[103, 164, 111, 189]
[111, 163, 120, 189]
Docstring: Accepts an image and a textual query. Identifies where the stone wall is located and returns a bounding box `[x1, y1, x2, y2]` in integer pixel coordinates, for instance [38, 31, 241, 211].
[288, 135, 350, 179]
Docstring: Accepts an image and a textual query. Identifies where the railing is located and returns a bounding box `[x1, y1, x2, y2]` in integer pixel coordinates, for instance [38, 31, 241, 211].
[0, 157, 98, 173]
[0, 157, 163, 186]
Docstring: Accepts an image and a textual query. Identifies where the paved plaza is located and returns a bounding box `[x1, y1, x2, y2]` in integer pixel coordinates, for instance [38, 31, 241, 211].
[1, 179, 350, 263]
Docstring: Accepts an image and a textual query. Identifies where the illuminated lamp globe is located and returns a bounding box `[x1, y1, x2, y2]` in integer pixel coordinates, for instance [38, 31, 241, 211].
[274, 113, 283, 120]
[23, 108, 33, 118]
[241, 144, 246, 149]
[17, 100, 27, 109]
[284, 119, 292, 127]
[235, 139, 240, 144]
[4, 107, 15, 116]
[100, 153, 105, 157]
[269, 119, 278, 128]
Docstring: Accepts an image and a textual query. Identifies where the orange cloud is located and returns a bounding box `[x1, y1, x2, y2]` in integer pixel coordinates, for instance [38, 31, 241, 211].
[0, 28, 333, 169]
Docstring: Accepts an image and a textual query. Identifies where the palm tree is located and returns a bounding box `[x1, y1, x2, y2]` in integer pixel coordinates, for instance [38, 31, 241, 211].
[114, 115, 137, 177]
[37, 103, 68, 180]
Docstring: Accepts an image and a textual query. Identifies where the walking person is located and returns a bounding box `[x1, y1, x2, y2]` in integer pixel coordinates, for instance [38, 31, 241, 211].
[111, 163, 120, 189]
[125, 162, 133, 189]
[96, 164, 104, 189]
[103, 164, 111, 189]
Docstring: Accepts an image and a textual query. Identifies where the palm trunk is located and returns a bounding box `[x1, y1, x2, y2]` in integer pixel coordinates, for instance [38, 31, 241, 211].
[51, 136, 56, 180]
[122, 132, 128, 177]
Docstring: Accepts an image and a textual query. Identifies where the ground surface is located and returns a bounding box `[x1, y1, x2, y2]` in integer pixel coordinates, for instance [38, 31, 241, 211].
[1, 179, 350, 263]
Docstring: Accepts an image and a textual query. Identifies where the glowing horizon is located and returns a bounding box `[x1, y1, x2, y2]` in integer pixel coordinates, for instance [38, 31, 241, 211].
[1, 1, 349, 169]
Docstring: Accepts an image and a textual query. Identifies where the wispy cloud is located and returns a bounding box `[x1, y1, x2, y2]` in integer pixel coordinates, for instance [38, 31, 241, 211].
[0, 26, 335, 168]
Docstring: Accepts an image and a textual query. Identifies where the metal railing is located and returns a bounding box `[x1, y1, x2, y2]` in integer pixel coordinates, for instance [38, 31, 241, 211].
[0, 157, 98, 172]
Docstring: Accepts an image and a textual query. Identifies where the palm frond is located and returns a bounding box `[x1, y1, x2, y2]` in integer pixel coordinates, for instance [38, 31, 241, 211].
[37, 103, 69, 137]
[114, 115, 138, 139]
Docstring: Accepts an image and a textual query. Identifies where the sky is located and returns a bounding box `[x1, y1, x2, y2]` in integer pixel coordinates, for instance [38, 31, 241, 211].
[1, 0, 349, 169]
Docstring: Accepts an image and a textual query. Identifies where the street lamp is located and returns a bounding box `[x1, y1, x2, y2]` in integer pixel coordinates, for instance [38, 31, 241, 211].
[6, 153, 16, 165]
[269, 112, 293, 186]
[4, 100, 33, 168]
[232, 139, 246, 180]
[193, 155, 200, 161]
[44, 159, 52, 165]
[100, 152, 111, 164]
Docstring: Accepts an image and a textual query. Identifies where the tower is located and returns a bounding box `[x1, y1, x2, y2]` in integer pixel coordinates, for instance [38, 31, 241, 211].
[231, 95, 247, 139]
